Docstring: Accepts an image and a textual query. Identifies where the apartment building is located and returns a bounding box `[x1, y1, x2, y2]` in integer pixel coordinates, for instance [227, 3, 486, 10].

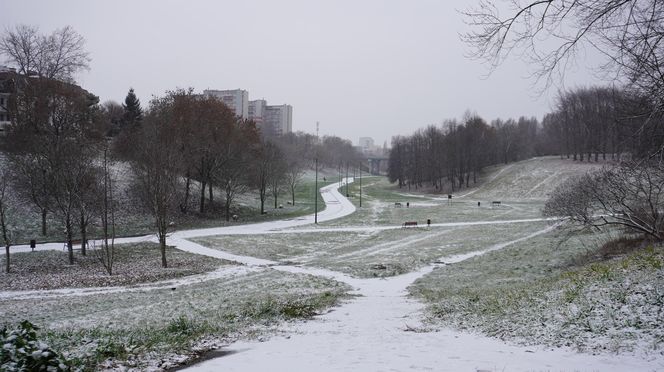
[203, 89, 249, 119]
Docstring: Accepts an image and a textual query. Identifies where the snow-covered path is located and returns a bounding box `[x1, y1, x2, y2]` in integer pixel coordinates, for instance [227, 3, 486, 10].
[186, 223, 662, 371]
[4, 176, 663, 370]
[6, 178, 357, 254]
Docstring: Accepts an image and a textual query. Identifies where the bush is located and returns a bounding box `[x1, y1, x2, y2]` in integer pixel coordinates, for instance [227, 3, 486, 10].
[1, 320, 69, 371]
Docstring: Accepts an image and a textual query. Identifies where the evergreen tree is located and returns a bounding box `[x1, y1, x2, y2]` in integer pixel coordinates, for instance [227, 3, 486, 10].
[122, 88, 143, 129]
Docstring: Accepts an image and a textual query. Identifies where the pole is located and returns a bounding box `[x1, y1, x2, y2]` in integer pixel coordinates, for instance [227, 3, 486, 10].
[345, 162, 349, 197]
[359, 162, 362, 207]
[315, 158, 318, 224]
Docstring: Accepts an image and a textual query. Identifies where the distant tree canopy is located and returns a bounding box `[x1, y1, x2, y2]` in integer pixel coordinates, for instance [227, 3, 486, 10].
[388, 114, 537, 191]
[463, 1, 664, 157]
[542, 87, 664, 161]
[388, 83, 664, 192]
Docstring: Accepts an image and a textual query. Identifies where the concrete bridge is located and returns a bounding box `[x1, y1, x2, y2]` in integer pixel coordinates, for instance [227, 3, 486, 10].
[366, 156, 388, 175]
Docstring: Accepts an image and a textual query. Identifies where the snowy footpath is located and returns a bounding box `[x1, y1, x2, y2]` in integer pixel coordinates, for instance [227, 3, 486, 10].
[4, 178, 664, 370]
[175, 181, 661, 372]
[186, 223, 662, 372]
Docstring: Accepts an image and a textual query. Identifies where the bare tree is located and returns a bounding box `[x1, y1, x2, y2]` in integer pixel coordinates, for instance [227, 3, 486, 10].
[51, 140, 97, 265]
[462, 1, 664, 108]
[0, 24, 90, 81]
[270, 156, 287, 209]
[94, 147, 116, 275]
[9, 153, 52, 236]
[254, 141, 283, 214]
[284, 157, 306, 206]
[2, 25, 93, 237]
[0, 168, 14, 273]
[131, 95, 181, 268]
[545, 160, 664, 241]
[216, 119, 259, 221]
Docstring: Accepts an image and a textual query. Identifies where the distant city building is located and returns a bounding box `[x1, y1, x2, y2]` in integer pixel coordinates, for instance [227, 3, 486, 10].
[205, 89, 292, 136]
[358, 137, 375, 152]
[264, 104, 292, 136]
[358, 137, 385, 155]
[248, 99, 267, 126]
[0, 66, 14, 134]
[0, 65, 98, 136]
[203, 89, 249, 119]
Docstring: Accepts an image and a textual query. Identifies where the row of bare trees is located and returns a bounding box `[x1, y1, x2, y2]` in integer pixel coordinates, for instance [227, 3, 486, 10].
[0, 24, 366, 272]
[387, 114, 537, 192]
[540, 87, 664, 161]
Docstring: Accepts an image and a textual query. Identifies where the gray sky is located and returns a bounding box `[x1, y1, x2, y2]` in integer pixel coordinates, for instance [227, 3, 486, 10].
[0, 0, 601, 145]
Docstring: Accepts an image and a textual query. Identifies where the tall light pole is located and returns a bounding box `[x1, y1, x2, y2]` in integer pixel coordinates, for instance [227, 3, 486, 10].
[314, 157, 318, 224]
[345, 162, 349, 197]
[359, 162, 362, 207]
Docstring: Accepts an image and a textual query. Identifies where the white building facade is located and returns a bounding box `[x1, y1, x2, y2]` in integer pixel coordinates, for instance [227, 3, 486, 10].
[248, 99, 267, 126]
[203, 89, 249, 119]
[205, 88, 292, 136]
[264, 104, 292, 136]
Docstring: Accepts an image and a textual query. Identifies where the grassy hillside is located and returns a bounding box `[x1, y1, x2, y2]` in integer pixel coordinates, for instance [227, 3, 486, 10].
[407, 157, 663, 355]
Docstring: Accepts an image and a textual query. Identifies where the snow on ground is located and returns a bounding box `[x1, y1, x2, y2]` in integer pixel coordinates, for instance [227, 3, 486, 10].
[187, 223, 663, 372]
[4, 160, 663, 371]
[5, 178, 357, 255]
[0, 265, 254, 300]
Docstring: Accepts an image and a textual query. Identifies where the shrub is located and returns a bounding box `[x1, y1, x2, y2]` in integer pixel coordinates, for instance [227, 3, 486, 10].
[0, 320, 69, 371]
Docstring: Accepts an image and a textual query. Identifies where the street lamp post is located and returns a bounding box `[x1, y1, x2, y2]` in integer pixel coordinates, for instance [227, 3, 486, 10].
[359, 162, 362, 207]
[315, 158, 318, 224]
[345, 162, 349, 197]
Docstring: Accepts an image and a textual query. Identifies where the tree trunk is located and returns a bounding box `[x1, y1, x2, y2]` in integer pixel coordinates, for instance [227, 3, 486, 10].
[80, 212, 86, 256]
[209, 183, 213, 204]
[225, 200, 231, 222]
[160, 234, 167, 268]
[4, 244, 9, 273]
[41, 209, 47, 236]
[199, 181, 206, 213]
[291, 186, 295, 206]
[181, 175, 191, 213]
[66, 220, 74, 265]
[260, 191, 266, 214]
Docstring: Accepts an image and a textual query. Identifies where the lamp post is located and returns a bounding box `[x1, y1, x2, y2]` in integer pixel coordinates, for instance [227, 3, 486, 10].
[314, 157, 318, 224]
[345, 162, 349, 197]
[359, 162, 362, 207]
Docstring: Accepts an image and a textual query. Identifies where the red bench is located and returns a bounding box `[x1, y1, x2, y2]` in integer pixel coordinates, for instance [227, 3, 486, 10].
[402, 221, 418, 227]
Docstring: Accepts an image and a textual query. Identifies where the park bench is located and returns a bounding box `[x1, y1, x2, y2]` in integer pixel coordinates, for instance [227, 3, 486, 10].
[63, 239, 88, 251]
[492, 201, 501, 207]
[402, 221, 418, 227]
[394, 202, 402, 207]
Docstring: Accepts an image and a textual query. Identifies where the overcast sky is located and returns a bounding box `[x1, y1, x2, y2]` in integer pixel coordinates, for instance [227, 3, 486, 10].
[1, 0, 601, 145]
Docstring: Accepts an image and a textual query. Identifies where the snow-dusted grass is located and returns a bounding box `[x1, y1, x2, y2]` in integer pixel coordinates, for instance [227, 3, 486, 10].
[195, 221, 552, 278]
[411, 227, 664, 354]
[315, 177, 544, 229]
[0, 268, 351, 370]
[459, 156, 603, 200]
[0, 243, 226, 291]
[1, 156, 333, 245]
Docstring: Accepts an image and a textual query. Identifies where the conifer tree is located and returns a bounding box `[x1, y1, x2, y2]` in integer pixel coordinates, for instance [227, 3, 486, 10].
[122, 87, 143, 129]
